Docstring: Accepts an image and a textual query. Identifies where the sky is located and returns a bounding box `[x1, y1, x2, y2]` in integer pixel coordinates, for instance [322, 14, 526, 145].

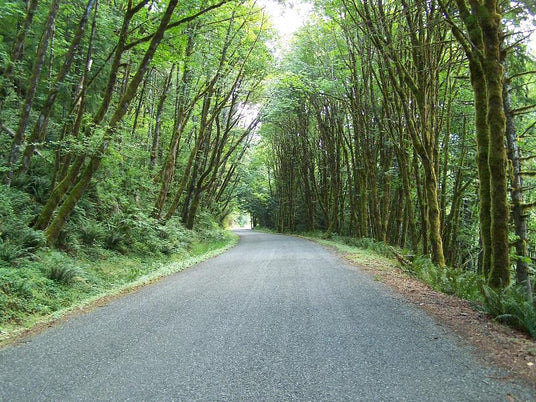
[258, 0, 313, 44]
[258, 1, 535, 56]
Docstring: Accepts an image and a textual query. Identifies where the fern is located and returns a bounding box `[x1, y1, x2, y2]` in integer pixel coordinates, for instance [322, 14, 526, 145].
[482, 284, 536, 338]
[48, 265, 82, 286]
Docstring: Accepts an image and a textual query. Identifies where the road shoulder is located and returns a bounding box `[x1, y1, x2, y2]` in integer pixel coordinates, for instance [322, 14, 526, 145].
[302, 235, 536, 390]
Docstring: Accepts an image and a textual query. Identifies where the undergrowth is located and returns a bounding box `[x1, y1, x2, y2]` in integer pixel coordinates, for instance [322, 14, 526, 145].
[0, 229, 236, 340]
[482, 284, 536, 338]
[0, 184, 237, 341]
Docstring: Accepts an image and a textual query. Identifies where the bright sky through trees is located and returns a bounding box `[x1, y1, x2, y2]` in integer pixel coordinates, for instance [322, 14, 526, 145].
[259, 0, 312, 44]
[259, 1, 536, 55]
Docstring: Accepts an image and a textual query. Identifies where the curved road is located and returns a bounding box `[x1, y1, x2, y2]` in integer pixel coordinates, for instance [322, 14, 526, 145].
[1, 231, 534, 401]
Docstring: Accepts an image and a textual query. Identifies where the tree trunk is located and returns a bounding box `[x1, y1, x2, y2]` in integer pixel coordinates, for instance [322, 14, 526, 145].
[19, 0, 97, 175]
[482, 5, 509, 288]
[423, 161, 446, 266]
[5, 0, 61, 184]
[153, 31, 196, 217]
[0, 0, 39, 100]
[33, 156, 85, 230]
[45, 0, 181, 245]
[150, 66, 174, 170]
[504, 70, 530, 289]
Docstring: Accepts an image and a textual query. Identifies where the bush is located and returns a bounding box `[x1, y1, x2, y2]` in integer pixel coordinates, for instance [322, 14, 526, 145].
[48, 265, 82, 286]
[0, 241, 25, 265]
[482, 284, 536, 338]
[99, 209, 196, 256]
[337, 235, 535, 338]
[334, 235, 483, 305]
[10, 173, 50, 204]
[402, 256, 482, 301]
[340, 237, 395, 259]
[0, 264, 57, 323]
[79, 219, 106, 247]
[0, 184, 45, 263]
[194, 211, 225, 241]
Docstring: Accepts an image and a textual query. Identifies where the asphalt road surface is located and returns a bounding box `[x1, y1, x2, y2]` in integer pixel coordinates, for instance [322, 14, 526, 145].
[1, 230, 534, 401]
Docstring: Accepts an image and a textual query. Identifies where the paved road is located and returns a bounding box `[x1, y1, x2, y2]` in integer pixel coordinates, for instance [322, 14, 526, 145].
[1, 231, 534, 401]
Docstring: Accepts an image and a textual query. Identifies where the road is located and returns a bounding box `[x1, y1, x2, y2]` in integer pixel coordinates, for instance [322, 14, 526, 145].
[1, 230, 534, 401]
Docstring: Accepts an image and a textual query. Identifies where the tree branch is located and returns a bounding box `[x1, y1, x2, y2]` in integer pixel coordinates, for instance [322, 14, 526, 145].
[512, 104, 536, 116]
[125, 0, 229, 50]
[0, 123, 15, 138]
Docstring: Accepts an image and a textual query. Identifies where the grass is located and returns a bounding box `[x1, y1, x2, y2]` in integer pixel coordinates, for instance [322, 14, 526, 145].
[0, 231, 238, 345]
[311, 236, 397, 270]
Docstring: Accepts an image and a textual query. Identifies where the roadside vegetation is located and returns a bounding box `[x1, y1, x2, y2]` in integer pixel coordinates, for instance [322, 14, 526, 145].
[1, 182, 237, 341]
[241, 1, 536, 340]
[2, 0, 536, 351]
[0, 0, 267, 342]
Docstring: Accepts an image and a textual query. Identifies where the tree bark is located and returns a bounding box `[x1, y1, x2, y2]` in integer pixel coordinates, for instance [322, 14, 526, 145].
[45, 0, 181, 245]
[19, 0, 97, 175]
[6, 0, 61, 184]
[481, 4, 509, 287]
[0, 0, 39, 100]
[504, 68, 530, 289]
[150, 66, 174, 170]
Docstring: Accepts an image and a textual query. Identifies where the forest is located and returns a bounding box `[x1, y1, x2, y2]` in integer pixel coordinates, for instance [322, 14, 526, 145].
[1, 0, 536, 337]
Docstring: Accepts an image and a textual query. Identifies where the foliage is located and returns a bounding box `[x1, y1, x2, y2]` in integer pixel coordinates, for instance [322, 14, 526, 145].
[311, 233, 536, 338]
[252, 0, 536, 293]
[405, 257, 483, 302]
[482, 284, 536, 338]
[325, 234, 483, 302]
[0, 220, 235, 337]
[0, 185, 45, 266]
[0, 0, 272, 339]
[48, 265, 83, 286]
[332, 236, 397, 260]
[1, 0, 536, 346]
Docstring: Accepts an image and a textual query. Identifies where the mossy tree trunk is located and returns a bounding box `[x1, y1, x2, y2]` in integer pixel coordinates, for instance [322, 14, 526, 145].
[444, 0, 510, 286]
[34, 0, 136, 230]
[150, 66, 174, 170]
[45, 0, 181, 245]
[504, 72, 531, 293]
[481, 4, 510, 287]
[5, 0, 61, 184]
[470, 60, 492, 277]
[0, 0, 39, 101]
[353, 0, 447, 266]
[18, 0, 97, 176]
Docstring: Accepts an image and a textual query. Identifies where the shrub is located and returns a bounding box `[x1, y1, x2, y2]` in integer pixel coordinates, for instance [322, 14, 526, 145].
[48, 265, 82, 286]
[78, 218, 106, 247]
[194, 211, 225, 241]
[0, 184, 45, 261]
[338, 235, 536, 338]
[482, 284, 536, 338]
[11, 173, 50, 204]
[99, 209, 196, 256]
[21, 229, 46, 251]
[0, 264, 58, 324]
[0, 241, 25, 265]
[401, 256, 482, 301]
[43, 251, 83, 286]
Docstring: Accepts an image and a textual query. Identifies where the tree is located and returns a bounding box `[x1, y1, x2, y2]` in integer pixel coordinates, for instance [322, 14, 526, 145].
[440, 0, 510, 287]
